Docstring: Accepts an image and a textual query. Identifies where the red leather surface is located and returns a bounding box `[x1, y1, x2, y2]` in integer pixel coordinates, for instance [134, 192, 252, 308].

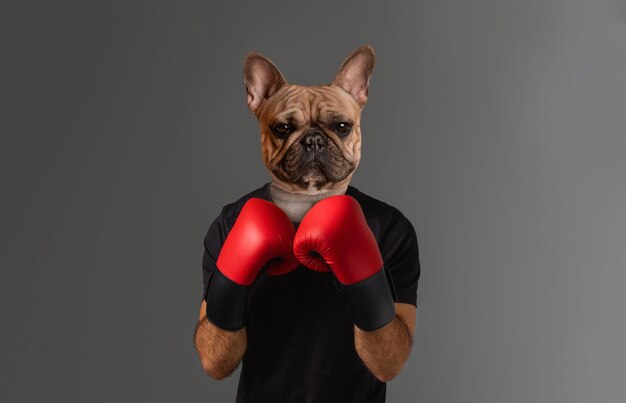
[217, 198, 298, 285]
[293, 195, 383, 285]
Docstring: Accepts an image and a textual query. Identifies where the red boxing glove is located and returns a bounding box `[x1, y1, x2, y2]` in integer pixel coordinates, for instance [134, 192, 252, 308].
[217, 198, 298, 285]
[293, 195, 396, 331]
[206, 198, 298, 330]
[293, 196, 382, 283]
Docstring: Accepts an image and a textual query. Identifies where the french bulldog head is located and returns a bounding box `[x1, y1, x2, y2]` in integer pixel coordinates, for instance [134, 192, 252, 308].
[243, 45, 376, 194]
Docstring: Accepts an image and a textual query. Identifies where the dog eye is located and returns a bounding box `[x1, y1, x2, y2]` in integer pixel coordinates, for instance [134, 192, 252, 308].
[272, 123, 291, 137]
[334, 122, 352, 135]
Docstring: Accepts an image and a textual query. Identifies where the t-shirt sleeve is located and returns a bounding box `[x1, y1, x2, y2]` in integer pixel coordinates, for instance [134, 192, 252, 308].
[378, 208, 421, 307]
[201, 207, 228, 302]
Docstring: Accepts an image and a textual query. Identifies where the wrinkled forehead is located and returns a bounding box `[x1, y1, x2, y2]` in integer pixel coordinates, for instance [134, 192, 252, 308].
[261, 85, 361, 125]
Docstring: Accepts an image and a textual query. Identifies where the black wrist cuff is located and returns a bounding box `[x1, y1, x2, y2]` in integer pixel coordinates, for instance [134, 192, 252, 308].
[339, 267, 396, 331]
[204, 270, 251, 331]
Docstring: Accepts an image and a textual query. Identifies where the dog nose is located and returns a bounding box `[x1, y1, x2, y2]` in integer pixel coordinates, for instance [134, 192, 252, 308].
[300, 131, 327, 152]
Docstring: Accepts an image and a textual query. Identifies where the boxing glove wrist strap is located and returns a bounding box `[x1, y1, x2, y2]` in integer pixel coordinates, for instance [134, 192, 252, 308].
[204, 270, 250, 331]
[339, 267, 396, 331]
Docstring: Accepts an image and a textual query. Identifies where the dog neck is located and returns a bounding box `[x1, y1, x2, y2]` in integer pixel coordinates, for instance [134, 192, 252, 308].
[269, 181, 348, 223]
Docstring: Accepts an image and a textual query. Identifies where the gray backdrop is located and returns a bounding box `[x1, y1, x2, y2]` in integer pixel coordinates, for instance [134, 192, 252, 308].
[2, 1, 625, 402]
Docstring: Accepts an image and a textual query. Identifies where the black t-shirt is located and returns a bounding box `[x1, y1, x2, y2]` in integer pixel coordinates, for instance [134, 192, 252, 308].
[201, 182, 421, 403]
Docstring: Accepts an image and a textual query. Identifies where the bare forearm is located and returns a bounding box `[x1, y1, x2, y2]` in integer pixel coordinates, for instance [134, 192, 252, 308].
[194, 315, 248, 380]
[354, 315, 413, 382]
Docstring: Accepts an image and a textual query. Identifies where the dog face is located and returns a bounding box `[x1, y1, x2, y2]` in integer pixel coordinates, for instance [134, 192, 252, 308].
[243, 45, 376, 193]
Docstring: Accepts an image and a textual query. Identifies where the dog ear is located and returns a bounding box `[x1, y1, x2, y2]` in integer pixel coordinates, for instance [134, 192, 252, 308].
[243, 53, 288, 114]
[331, 45, 376, 108]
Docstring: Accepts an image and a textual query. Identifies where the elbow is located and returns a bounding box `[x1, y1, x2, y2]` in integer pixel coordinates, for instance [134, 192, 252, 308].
[373, 370, 400, 383]
[372, 361, 408, 382]
[200, 359, 231, 381]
